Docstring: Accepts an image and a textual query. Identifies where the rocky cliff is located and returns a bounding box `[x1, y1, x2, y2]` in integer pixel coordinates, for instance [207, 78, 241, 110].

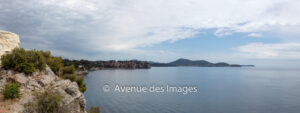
[0, 66, 87, 113]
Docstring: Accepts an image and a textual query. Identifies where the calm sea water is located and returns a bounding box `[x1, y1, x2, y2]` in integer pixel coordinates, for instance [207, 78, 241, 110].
[84, 67, 300, 113]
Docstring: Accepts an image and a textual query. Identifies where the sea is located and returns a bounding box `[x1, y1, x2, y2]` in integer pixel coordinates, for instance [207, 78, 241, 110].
[84, 67, 300, 113]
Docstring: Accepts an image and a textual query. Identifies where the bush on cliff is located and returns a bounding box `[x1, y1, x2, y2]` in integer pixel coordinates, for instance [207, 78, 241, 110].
[40, 52, 86, 92]
[24, 87, 67, 113]
[59, 65, 75, 76]
[41, 51, 63, 75]
[2, 83, 20, 100]
[1, 48, 45, 74]
[63, 74, 77, 81]
[60, 65, 86, 92]
[1, 48, 64, 75]
[75, 76, 86, 92]
[79, 82, 86, 92]
[1, 48, 86, 92]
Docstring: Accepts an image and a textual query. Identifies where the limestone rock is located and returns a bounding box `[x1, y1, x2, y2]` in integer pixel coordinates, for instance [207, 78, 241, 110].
[26, 80, 41, 91]
[0, 30, 20, 57]
[54, 79, 71, 88]
[15, 73, 28, 85]
[38, 66, 56, 87]
[59, 80, 87, 112]
[78, 94, 87, 110]
[65, 82, 80, 97]
[15, 95, 34, 113]
[0, 78, 6, 91]
[45, 65, 56, 78]
[0, 66, 87, 113]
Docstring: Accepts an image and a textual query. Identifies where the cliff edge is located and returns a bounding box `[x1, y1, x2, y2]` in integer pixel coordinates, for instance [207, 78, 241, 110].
[0, 66, 87, 113]
[0, 30, 87, 113]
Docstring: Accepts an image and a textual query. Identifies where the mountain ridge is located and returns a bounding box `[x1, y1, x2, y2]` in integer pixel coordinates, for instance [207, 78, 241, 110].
[150, 58, 254, 67]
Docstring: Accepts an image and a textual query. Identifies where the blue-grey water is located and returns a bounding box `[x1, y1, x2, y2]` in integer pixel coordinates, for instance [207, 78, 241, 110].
[84, 67, 300, 113]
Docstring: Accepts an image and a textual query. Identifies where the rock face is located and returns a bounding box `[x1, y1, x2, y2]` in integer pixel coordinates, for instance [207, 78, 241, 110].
[0, 66, 87, 113]
[0, 30, 20, 57]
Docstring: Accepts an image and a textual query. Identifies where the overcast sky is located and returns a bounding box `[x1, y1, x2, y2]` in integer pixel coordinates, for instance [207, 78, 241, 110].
[1, 0, 300, 67]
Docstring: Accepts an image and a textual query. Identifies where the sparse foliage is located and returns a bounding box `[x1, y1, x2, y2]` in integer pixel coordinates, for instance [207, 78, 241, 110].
[24, 87, 66, 113]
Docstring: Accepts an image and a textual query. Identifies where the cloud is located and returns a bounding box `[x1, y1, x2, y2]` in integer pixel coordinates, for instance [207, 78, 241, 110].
[214, 28, 233, 37]
[235, 42, 300, 59]
[248, 33, 262, 38]
[1, 0, 300, 59]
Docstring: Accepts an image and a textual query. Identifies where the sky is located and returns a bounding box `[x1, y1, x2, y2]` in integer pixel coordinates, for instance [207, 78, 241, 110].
[1, 0, 300, 67]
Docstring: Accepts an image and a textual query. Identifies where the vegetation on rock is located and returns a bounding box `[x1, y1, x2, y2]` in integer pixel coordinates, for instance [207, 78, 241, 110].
[60, 65, 86, 92]
[1, 48, 45, 74]
[24, 87, 66, 113]
[2, 83, 20, 100]
[40, 50, 64, 75]
[76, 76, 86, 92]
[0, 31, 88, 112]
[1, 48, 86, 92]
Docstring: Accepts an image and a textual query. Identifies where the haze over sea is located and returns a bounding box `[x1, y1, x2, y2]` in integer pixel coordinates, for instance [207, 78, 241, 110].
[84, 67, 300, 113]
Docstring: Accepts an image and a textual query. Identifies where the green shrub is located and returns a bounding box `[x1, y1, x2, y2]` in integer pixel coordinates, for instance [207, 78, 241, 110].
[1, 48, 46, 74]
[62, 74, 77, 81]
[40, 50, 63, 75]
[60, 65, 86, 93]
[89, 106, 100, 113]
[1, 48, 86, 92]
[75, 76, 86, 92]
[24, 87, 66, 113]
[59, 65, 75, 76]
[47, 57, 63, 75]
[75, 76, 84, 86]
[2, 83, 20, 100]
[39, 50, 51, 59]
[79, 83, 86, 92]
[26, 50, 46, 71]
[1, 48, 64, 75]
[36, 89, 63, 113]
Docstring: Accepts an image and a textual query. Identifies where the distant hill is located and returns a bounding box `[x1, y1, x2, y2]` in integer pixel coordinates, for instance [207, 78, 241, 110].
[150, 58, 254, 67]
[63, 59, 151, 70]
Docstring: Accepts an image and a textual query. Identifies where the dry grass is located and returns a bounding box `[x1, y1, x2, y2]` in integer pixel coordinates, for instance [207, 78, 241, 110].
[0, 87, 28, 113]
[0, 94, 20, 113]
